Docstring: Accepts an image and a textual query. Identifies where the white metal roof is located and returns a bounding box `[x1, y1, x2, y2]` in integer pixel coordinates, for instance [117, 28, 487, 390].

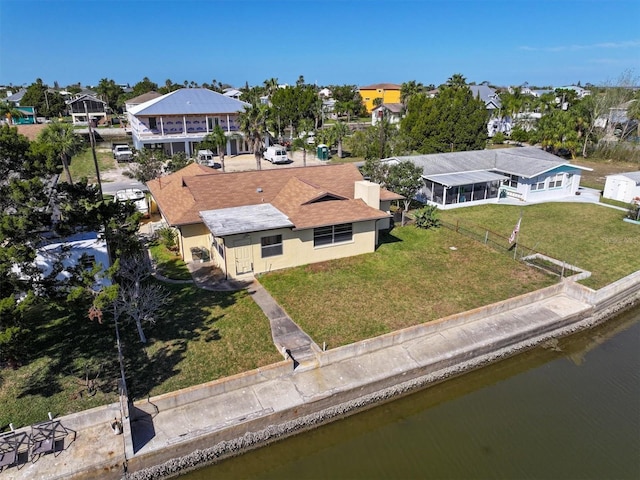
[128, 88, 250, 116]
[200, 203, 293, 236]
[424, 170, 508, 187]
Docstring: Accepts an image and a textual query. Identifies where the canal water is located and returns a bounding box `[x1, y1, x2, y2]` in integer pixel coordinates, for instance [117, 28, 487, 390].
[183, 308, 640, 480]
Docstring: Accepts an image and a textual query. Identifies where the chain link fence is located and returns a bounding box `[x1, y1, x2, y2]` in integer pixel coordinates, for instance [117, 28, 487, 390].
[440, 219, 586, 279]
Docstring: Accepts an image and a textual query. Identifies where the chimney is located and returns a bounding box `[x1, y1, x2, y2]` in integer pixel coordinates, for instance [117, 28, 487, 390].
[354, 180, 381, 209]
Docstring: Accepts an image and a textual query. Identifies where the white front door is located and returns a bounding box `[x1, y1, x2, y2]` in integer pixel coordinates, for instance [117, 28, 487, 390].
[234, 238, 253, 275]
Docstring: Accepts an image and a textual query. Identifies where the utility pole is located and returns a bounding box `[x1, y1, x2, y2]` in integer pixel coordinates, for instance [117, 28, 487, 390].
[84, 101, 103, 201]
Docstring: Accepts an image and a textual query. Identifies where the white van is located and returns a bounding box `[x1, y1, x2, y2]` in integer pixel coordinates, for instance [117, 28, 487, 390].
[264, 145, 289, 164]
[196, 149, 215, 166]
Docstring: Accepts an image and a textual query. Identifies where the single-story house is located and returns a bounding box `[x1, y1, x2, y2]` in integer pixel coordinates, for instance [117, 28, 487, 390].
[382, 147, 591, 209]
[603, 172, 640, 204]
[127, 88, 251, 157]
[147, 163, 403, 279]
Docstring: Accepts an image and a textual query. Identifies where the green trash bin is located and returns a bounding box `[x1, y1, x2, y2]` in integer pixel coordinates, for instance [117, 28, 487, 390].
[317, 144, 329, 161]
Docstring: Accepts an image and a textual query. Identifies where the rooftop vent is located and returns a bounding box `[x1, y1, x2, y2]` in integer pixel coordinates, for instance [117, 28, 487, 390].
[257, 187, 263, 193]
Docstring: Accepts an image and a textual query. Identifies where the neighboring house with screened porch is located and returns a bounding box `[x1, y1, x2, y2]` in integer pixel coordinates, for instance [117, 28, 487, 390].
[127, 88, 251, 158]
[146, 163, 402, 279]
[382, 147, 591, 209]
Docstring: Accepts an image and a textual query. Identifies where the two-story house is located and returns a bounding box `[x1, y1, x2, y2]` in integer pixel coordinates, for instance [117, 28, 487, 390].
[358, 83, 402, 113]
[66, 94, 108, 125]
[127, 88, 251, 157]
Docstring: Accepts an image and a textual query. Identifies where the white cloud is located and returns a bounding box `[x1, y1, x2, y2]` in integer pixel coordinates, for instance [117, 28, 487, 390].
[520, 40, 640, 52]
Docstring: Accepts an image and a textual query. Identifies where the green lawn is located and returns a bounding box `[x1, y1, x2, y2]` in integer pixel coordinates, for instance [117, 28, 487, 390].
[149, 242, 192, 280]
[439, 203, 640, 289]
[0, 283, 278, 429]
[68, 146, 115, 183]
[259, 226, 555, 349]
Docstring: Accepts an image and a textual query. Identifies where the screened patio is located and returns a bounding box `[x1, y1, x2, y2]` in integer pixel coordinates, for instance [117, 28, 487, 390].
[420, 171, 508, 207]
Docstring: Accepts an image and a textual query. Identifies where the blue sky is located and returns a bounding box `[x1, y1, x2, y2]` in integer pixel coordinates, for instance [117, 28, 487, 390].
[1, 0, 639, 89]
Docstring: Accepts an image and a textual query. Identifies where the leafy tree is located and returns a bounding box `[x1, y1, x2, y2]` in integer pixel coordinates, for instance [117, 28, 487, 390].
[330, 84, 365, 120]
[36, 122, 85, 184]
[0, 127, 51, 361]
[510, 127, 529, 145]
[360, 158, 390, 185]
[131, 77, 159, 98]
[293, 118, 315, 167]
[579, 70, 639, 156]
[165, 152, 193, 173]
[95, 78, 124, 114]
[270, 84, 319, 135]
[346, 119, 399, 161]
[386, 161, 424, 213]
[239, 103, 268, 170]
[401, 85, 488, 153]
[124, 148, 165, 182]
[21, 79, 66, 117]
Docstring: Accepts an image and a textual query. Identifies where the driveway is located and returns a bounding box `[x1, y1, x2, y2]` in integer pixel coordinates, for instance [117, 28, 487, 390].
[99, 151, 331, 195]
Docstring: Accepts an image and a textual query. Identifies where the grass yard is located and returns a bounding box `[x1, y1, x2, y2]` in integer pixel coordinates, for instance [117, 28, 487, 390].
[149, 242, 192, 280]
[259, 226, 556, 349]
[68, 146, 116, 183]
[576, 158, 639, 190]
[439, 203, 640, 289]
[0, 282, 278, 429]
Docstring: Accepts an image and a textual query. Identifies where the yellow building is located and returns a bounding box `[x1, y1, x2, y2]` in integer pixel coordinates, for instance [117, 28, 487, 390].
[358, 83, 402, 113]
[147, 163, 403, 280]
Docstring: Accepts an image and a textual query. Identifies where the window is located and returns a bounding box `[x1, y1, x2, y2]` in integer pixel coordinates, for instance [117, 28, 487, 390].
[549, 173, 563, 188]
[314, 224, 353, 247]
[261, 235, 283, 258]
[212, 236, 224, 258]
[79, 254, 96, 269]
[207, 117, 220, 130]
[148, 117, 157, 130]
[530, 176, 546, 191]
[502, 174, 519, 188]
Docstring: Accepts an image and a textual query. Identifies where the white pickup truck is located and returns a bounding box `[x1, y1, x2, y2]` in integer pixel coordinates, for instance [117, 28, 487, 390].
[112, 144, 134, 162]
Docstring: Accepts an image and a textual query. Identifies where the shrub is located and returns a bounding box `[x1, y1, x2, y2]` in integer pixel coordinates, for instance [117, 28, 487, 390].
[492, 132, 506, 144]
[157, 226, 178, 251]
[413, 205, 440, 229]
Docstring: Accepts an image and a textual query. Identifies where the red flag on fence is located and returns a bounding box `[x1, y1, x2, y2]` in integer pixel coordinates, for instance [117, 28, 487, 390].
[509, 218, 521, 244]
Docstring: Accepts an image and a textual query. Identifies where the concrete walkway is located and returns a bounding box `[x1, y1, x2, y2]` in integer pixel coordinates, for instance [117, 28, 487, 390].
[8, 286, 595, 479]
[248, 280, 321, 369]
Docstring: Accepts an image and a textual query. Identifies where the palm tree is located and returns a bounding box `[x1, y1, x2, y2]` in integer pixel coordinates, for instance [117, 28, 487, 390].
[331, 121, 350, 158]
[400, 80, 425, 106]
[263, 78, 279, 97]
[37, 122, 84, 184]
[201, 125, 228, 171]
[239, 104, 268, 170]
[446, 73, 467, 89]
[0, 101, 24, 125]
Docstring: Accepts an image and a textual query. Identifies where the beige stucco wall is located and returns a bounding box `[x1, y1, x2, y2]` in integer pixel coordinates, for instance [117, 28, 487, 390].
[178, 223, 212, 262]
[220, 221, 378, 279]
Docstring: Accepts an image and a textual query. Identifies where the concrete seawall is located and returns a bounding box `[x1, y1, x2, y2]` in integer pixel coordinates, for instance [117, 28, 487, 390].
[10, 273, 640, 480]
[122, 274, 640, 480]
